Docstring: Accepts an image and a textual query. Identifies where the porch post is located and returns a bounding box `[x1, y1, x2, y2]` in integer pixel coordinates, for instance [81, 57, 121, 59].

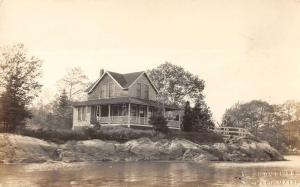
[146, 105, 149, 125]
[108, 104, 111, 124]
[178, 112, 181, 129]
[128, 103, 131, 128]
[138, 105, 140, 125]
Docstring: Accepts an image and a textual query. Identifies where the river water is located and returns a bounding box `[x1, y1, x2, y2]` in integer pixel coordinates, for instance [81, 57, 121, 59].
[0, 156, 300, 187]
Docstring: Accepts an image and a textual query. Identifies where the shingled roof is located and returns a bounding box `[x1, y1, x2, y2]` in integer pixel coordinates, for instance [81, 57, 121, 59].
[108, 71, 143, 88]
[86, 70, 158, 93]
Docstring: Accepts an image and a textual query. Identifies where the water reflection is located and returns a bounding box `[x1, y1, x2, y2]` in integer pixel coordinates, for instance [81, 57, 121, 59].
[0, 156, 299, 187]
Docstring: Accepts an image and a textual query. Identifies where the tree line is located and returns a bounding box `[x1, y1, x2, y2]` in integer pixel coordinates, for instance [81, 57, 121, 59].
[221, 100, 300, 151]
[0, 44, 90, 132]
[0, 44, 214, 133]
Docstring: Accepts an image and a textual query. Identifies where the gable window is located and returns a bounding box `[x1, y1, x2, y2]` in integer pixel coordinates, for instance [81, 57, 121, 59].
[115, 86, 120, 97]
[100, 85, 106, 98]
[137, 83, 142, 98]
[106, 84, 109, 98]
[109, 83, 115, 97]
[144, 85, 149, 99]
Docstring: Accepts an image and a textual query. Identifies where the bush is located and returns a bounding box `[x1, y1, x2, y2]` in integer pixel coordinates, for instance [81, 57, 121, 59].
[181, 101, 193, 131]
[165, 129, 223, 144]
[18, 125, 223, 144]
[19, 126, 158, 143]
[85, 126, 157, 142]
[19, 128, 87, 144]
[149, 114, 169, 133]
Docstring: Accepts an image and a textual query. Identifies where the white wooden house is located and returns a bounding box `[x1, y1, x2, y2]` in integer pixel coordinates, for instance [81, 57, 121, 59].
[72, 69, 181, 130]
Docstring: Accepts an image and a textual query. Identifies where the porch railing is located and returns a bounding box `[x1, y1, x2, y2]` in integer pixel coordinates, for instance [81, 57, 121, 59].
[96, 116, 149, 125]
[93, 116, 181, 128]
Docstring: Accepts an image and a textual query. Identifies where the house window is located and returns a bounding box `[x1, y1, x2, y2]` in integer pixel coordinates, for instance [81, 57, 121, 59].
[100, 85, 106, 98]
[109, 83, 114, 97]
[77, 106, 86, 121]
[115, 86, 120, 97]
[82, 106, 86, 121]
[78, 107, 81, 121]
[144, 85, 149, 99]
[106, 84, 109, 98]
[137, 83, 142, 98]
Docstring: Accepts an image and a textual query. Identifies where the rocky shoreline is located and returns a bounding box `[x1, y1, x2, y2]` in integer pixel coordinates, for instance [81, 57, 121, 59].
[0, 134, 284, 163]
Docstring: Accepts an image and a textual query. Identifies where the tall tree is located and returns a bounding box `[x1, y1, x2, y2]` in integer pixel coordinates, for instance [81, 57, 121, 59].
[0, 44, 42, 132]
[191, 99, 214, 130]
[57, 67, 89, 101]
[147, 62, 205, 106]
[181, 101, 193, 131]
[53, 89, 72, 129]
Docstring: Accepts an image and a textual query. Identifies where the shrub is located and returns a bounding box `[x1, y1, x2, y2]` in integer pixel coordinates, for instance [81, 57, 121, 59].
[149, 114, 169, 133]
[166, 129, 223, 144]
[19, 128, 87, 144]
[18, 125, 223, 144]
[181, 101, 193, 131]
[19, 126, 158, 143]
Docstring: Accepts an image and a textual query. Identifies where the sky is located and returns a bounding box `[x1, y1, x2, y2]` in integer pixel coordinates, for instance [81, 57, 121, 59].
[1, 0, 300, 122]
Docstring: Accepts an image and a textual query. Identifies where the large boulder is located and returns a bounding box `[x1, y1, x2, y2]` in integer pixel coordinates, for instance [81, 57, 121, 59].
[0, 134, 284, 163]
[213, 137, 284, 162]
[0, 133, 57, 163]
[59, 140, 116, 162]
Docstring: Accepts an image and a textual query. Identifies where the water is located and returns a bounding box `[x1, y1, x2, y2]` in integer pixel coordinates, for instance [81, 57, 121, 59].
[0, 156, 300, 187]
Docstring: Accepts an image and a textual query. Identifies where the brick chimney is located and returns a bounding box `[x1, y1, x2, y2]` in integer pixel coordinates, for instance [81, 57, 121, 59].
[100, 69, 104, 77]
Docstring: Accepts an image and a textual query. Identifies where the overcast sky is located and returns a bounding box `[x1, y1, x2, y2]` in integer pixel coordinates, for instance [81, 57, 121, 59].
[1, 0, 300, 121]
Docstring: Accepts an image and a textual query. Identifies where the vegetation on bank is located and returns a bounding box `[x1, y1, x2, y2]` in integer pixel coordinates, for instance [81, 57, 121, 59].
[221, 100, 300, 153]
[19, 126, 223, 144]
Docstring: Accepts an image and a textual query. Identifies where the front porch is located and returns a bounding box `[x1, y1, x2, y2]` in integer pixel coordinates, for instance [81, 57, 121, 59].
[91, 103, 153, 126]
[73, 97, 182, 129]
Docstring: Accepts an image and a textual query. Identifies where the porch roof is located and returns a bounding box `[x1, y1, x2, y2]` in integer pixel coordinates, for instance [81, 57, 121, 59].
[72, 97, 180, 110]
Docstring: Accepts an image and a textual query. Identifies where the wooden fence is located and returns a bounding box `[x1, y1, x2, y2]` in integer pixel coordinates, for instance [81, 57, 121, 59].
[213, 127, 251, 138]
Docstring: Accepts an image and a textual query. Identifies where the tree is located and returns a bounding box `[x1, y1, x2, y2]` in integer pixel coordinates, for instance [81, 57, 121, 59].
[277, 100, 299, 123]
[0, 44, 42, 132]
[149, 112, 169, 133]
[181, 101, 193, 131]
[57, 67, 89, 101]
[53, 89, 72, 129]
[191, 99, 214, 130]
[221, 100, 288, 151]
[221, 100, 274, 136]
[275, 101, 300, 146]
[147, 62, 205, 106]
[29, 101, 55, 129]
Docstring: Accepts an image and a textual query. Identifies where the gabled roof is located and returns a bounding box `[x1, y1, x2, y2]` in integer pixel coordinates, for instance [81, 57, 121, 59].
[108, 71, 143, 88]
[86, 71, 159, 94]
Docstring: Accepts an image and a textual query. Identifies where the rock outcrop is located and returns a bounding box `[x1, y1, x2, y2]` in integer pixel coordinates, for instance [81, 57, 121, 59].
[0, 134, 284, 163]
[0, 134, 57, 163]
